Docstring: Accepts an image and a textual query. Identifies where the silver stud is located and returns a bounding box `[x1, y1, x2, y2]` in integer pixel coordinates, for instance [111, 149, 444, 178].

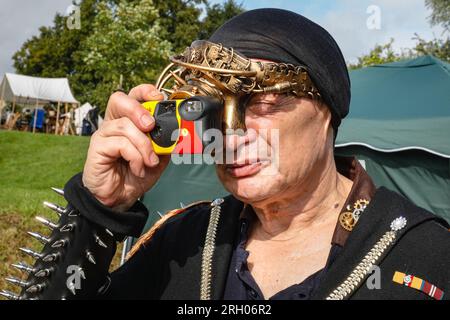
[43, 201, 66, 216]
[59, 224, 75, 232]
[0, 290, 19, 300]
[42, 253, 59, 263]
[390, 216, 407, 231]
[180, 202, 185, 208]
[94, 235, 107, 248]
[11, 262, 35, 274]
[86, 251, 96, 265]
[51, 239, 67, 248]
[27, 231, 50, 244]
[211, 198, 224, 207]
[5, 277, 29, 288]
[68, 210, 79, 217]
[26, 283, 45, 294]
[105, 228, 114, 237]
[51, 187, 64, 196]
[35, 216, 58, 230]
[156, 211, 163, 218]
[34, 268, 52, 278]
[19, 247, 42, 259]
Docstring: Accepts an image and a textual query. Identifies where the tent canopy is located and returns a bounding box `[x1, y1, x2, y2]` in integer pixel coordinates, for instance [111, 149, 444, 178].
[0, 73, 78, 105]
[336, 55, 450, 158]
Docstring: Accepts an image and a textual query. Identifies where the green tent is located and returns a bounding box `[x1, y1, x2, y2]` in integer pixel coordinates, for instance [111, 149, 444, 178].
[140, 55, 450, 234]
[335, 55, 450, 222]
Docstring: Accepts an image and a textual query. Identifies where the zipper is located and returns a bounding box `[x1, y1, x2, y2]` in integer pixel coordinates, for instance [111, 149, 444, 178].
[326, 216, 408, 300]
[200, 198, 224, 300]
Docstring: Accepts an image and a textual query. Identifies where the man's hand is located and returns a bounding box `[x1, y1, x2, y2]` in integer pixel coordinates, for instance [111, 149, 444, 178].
[82, 84, 170, 212]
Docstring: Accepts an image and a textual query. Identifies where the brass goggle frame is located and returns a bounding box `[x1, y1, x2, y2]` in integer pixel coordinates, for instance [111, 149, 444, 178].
[156, 40, 321, 131]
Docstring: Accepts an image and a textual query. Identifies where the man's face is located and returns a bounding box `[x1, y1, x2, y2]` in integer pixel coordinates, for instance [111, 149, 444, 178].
[216, 93, 333, 204]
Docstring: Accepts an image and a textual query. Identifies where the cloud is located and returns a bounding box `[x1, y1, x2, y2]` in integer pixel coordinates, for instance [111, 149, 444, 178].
[0, 0, 73, 75]
[240, 0, 445, 63]
[0, 0, 446, 77]
[305, 0, 445, 63]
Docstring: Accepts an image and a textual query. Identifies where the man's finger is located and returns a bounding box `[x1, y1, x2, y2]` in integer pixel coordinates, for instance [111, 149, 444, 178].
[128, 84, 164, 102]
[105, 91, 155, 132]
[99, 117, 159, 167]
[96, 135, 146, 178]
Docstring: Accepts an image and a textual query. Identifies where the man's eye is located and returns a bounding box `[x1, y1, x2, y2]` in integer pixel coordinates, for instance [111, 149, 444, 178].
[247, 102, 278, 114]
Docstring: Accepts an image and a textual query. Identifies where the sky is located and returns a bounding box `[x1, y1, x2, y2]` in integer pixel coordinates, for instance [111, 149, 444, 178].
[0, 0, 446, 75]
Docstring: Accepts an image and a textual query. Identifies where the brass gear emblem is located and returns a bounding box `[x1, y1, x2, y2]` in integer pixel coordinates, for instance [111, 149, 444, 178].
[339, 211, 356, 231]
[339, 199, 370, 231]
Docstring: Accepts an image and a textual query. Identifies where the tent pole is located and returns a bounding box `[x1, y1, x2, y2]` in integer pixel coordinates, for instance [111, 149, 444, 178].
[55, 101, 61, 135]
[12, 96, 16, 114]
[0, 78, 6, 126]
[33, 98, 38, 134]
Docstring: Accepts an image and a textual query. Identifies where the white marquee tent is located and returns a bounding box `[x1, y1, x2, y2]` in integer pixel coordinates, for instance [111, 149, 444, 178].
[0, 73, 79, 133]
[0, 73, 78, 105]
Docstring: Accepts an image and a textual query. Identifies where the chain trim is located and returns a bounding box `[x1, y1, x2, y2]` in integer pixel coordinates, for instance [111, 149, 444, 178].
[326, 216, 408, 300]
[200, 198, 224, 300]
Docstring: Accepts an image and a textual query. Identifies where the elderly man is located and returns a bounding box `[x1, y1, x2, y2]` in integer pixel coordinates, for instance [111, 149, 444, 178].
[5, 9, 449, 300]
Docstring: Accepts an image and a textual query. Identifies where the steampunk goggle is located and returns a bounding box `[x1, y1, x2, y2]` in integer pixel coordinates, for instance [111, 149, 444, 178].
[143, 40, 321, 154]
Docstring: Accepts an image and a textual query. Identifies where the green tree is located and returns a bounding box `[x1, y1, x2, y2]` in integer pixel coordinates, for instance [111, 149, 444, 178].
[76, 0, 171, 109]
[12, 0, 245, 110]
[13, 0, 100, 78]
[426, 0, 450, 31]
[152, 0, 206, 53]
[348, 39, 404, 69]
[349, 35, 450, 70]
[198, 0, 245, 40]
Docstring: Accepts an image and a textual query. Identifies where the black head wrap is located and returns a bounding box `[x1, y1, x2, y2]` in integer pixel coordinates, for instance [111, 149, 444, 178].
[210, 8, 350, 130]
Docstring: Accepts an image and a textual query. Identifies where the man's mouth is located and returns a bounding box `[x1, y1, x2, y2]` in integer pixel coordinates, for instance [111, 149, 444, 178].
[225, 159, 268, 178]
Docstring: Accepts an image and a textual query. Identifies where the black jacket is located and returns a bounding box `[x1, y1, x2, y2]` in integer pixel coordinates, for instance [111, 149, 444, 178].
[14, 173, 449, 300]
[102, 186, 449, 300]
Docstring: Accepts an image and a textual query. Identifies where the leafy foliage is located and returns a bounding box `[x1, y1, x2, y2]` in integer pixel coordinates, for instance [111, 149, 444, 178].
[349, 35, 450, 69]
[426, 0, 450, 31]
[12, 0, 245, 111]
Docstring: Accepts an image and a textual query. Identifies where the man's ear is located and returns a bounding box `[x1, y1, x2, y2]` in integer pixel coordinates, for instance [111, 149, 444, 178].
[317, 101, 335, 147]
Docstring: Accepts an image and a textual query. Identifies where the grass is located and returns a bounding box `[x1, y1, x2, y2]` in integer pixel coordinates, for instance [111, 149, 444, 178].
[0, 130, 89, 216]
[0, 130, 122, 298]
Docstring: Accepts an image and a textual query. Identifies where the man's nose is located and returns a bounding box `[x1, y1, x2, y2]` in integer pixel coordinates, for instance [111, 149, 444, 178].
[224, 129, 258, 152]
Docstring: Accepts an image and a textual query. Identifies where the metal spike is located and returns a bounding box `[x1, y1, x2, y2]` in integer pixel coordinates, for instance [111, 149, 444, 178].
[51, 239, 67, 248]
[68, 210, 79, 217]
[180, 202, 185, 209]
[157, 211, 164, 218]
[105, 228, 114, 237]
[42, 253, 59, 263]
[0, 290, 19, 300]
[86, 251, 96, 265]
[51, 187, 64, 196]
[94, 235, 107, 248]
[35, 216, 58, 230]
[43, 201, 65, 216]
[161, 88, 175, 95]
[169, 70, 188, 86]
[26, 283, 45, 294]
[11, 262, 35, 274]
[34, 268, 52, 278]
[19, 247, 42, 259]
[5, 277, 29, 288]
[27, 231, 50, 244]
[59, 224, 74, 232]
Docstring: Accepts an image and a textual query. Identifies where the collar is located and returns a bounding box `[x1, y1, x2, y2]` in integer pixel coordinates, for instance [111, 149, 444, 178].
[239, 156, 377, 247]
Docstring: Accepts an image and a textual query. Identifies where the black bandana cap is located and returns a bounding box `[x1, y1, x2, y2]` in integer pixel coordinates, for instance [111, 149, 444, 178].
[209, 8, 351, 131]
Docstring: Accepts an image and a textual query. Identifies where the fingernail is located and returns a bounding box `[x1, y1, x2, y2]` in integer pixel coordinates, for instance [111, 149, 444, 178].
[149, 91, 161, 98]
[140, 114, 153, 127]
[151, 153, 159, 166]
